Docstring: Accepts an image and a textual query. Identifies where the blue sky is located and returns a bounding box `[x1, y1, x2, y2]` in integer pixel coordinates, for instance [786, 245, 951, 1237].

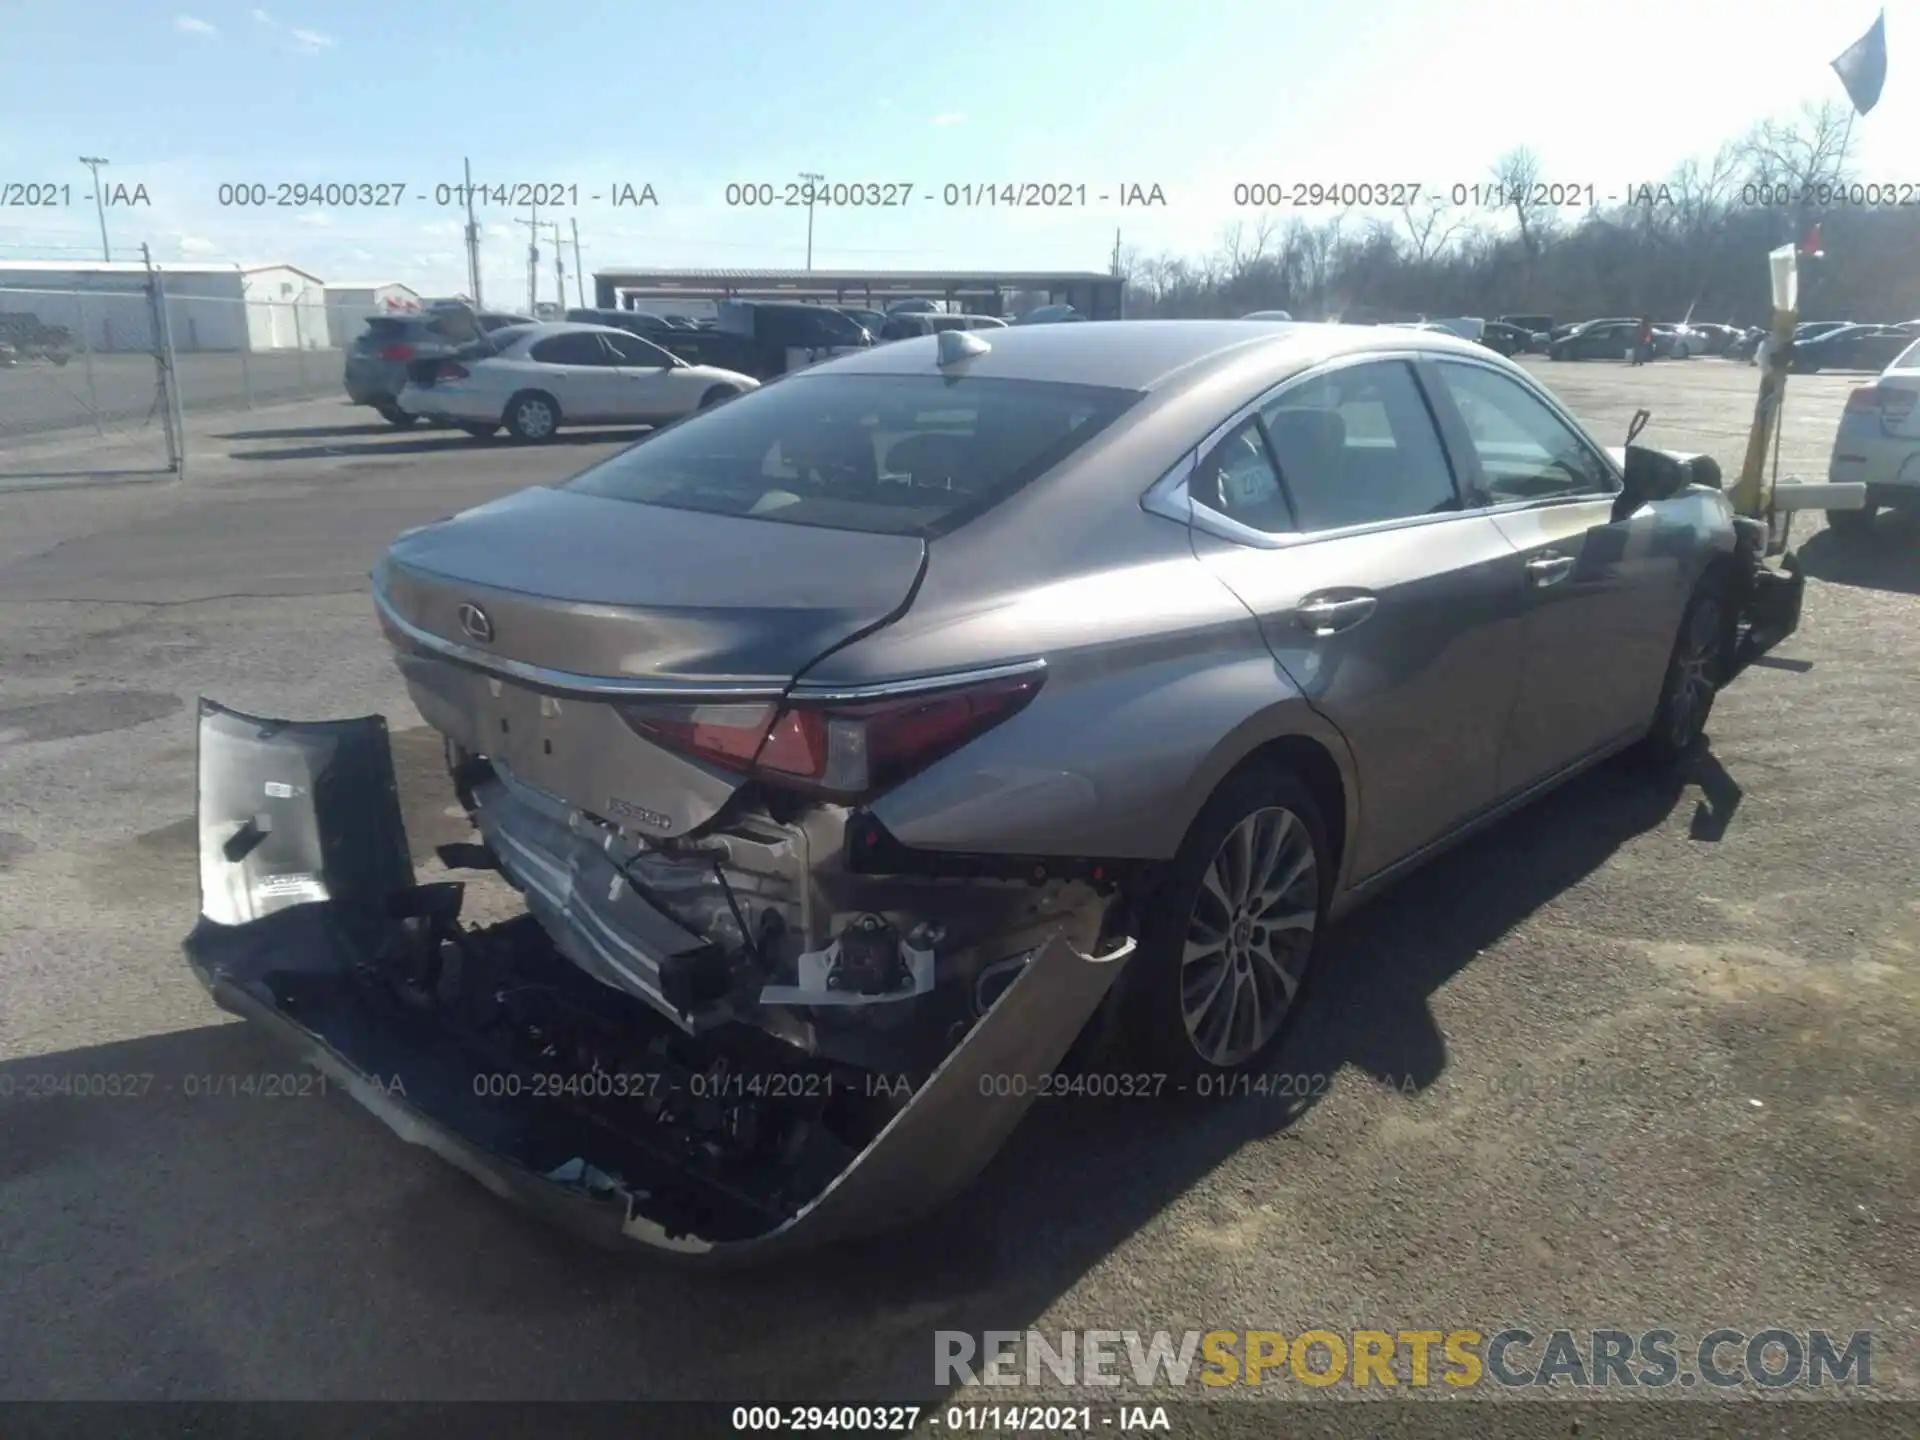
[1, 1, 1908, 299]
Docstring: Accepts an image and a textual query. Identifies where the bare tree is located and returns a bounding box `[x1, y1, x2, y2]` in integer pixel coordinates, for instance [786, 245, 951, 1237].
[1736, 99, 1857, 193]
[1490, 146, 1552, 258]
[1399, 194, 1467, 262]
[1118, 107, 1920, 326]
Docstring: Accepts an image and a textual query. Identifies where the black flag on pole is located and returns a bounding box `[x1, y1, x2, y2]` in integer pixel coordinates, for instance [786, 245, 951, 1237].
[1832, 10, 1888, 116]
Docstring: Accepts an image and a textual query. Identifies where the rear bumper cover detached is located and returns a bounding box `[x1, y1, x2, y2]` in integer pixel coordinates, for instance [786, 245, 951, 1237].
[182, 699, 1133, 1262]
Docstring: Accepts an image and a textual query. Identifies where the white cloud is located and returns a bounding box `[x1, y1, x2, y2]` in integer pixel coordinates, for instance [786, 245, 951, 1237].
[175, 15, 217, 34]
[294, 211, 333, 227]
[250, 10, 335, 52]
[177, 235, 219, 254]
[930, 111, 967, 126]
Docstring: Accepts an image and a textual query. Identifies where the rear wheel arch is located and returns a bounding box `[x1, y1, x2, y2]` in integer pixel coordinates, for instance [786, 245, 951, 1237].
[1226, 734, 1350, 890]
[1178, 714, 1358, 892]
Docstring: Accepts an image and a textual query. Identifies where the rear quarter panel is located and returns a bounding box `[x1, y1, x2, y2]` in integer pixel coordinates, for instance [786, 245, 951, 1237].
[821, 507, 1356, 864]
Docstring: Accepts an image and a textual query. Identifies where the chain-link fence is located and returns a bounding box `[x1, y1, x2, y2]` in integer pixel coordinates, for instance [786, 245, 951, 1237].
[0, 267, 349, 489]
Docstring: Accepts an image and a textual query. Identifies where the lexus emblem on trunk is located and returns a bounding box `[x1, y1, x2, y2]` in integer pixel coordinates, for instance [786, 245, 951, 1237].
[456, 602, 494, 644]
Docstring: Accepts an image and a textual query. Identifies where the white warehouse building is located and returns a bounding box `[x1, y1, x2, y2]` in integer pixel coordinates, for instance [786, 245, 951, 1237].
[0, 261, 328, 353]
[323, 281, 424, 347]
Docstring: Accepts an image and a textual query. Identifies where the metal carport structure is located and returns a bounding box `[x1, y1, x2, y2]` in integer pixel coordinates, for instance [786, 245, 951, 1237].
[591, 268, 1125, 320]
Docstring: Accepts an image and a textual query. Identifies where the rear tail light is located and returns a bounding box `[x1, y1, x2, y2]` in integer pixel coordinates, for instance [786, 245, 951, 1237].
[379, 343, 417, 361]
[437, 361, 469, 380]
[1846, 384, 1917, 432]
[616, 671, 1043, 802]
[615, 701, 778, 772]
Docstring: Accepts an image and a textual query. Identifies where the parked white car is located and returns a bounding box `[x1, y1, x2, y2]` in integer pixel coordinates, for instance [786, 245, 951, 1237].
[1824, 335, 1920, 534]
[397, 322, 759, 441]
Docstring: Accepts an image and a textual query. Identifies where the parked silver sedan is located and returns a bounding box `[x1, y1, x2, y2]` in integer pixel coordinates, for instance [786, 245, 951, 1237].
[396, 321, 758, 440]
[187, 321, 1799, 1260]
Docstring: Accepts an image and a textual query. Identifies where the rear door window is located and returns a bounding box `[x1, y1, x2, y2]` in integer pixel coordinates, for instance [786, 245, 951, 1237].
[565, 373, 1139, 536]
[1244, 360, 1463, 532]
[529, 332, 617, 366]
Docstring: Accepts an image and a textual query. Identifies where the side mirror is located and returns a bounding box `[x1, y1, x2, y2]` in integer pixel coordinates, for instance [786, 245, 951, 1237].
[1613, 444, 1692, 522]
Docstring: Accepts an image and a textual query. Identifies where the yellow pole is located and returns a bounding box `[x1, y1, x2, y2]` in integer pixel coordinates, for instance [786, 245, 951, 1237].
[1728, 245, 1800, 520]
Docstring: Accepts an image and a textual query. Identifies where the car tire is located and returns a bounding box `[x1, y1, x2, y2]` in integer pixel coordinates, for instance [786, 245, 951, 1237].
[375, 402, 418, 428]
[698, 385, 739, 409]
[1122, 767, 1331, 1080]
[1632, 579, 1734, 768]
[1825, 503, 1878, 536]
[458, 423, 500, 440]
[504, 391, 560, 442]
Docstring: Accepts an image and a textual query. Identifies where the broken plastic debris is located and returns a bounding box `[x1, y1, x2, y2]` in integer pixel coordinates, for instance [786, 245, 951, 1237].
[544, 1157, 623, 1195]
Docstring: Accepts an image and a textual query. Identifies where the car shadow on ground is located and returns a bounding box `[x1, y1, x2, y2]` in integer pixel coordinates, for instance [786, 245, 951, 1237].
[213, 421, 437, 441]
[220, 428, 652, 462]
[0, 738, 1732, 1402]
[1796, 511, 1920, 595]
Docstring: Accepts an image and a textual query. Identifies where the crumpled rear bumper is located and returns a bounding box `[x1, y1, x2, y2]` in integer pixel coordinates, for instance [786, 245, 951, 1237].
[182, 698, 1133, 1262]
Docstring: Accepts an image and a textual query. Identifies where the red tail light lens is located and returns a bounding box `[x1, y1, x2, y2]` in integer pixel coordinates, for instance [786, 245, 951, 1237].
[1844, 385, 1885, 413]
[616, 672, 1043, 801]
[614, 701, 778, 771]
[755, 672, 1044, 800]
[379, 343, 416, 361]
[437, 361, 469, 380]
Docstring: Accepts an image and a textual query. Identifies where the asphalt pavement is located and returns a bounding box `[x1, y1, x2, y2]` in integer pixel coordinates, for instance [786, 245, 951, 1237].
[0, 362, 1914, 1422]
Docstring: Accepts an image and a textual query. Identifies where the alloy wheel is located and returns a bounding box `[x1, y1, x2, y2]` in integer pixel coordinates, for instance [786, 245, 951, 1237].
[1179, 806, 1320, 1068]
[515, 398, 555, 439]
[1664, 597, 1723, 750]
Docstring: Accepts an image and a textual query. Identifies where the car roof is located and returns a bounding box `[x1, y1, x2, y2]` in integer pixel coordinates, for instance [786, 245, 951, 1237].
[489, 321, 658, 343]
[810, 318, 1497, 391]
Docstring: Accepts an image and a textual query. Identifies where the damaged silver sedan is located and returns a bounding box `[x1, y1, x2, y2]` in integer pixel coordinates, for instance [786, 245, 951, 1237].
[186, 322, 1804, 1259]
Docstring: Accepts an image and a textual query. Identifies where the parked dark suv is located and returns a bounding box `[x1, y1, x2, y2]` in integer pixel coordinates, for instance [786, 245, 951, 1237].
[345, 307, 532, 425]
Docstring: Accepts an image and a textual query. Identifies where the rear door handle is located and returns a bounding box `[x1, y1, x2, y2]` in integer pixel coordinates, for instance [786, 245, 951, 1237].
[1525, 552, 1575, 587]
[1295, 594, 1378, 635]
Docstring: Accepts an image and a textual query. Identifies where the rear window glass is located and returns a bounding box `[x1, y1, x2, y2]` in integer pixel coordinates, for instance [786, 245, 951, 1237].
[1894, 338, 1920, 369]
[564, 372, 1140, 537]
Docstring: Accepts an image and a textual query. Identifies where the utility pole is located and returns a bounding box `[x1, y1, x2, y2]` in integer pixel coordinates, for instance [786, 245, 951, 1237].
[515, 202, 540, 313]
[570, 217, 587, 308]
[463, 156, 483, 307]
[544, 220, 565, 317]
[1111, 228, 1121, 277]
[79, 156, 111, 261]
[798, 170, 824, 271]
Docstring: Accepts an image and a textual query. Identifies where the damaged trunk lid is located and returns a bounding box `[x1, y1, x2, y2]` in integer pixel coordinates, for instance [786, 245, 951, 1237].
[374, 485, 926, 837]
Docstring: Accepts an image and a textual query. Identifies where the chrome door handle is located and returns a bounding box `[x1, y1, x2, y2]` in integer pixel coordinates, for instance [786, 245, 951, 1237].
[1525, 552, 1575, 586]
[1295, 595, 1378, 635]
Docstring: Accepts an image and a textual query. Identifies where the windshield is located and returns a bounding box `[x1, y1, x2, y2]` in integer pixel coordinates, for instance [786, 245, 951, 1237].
[563, 372, 1139, 537]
